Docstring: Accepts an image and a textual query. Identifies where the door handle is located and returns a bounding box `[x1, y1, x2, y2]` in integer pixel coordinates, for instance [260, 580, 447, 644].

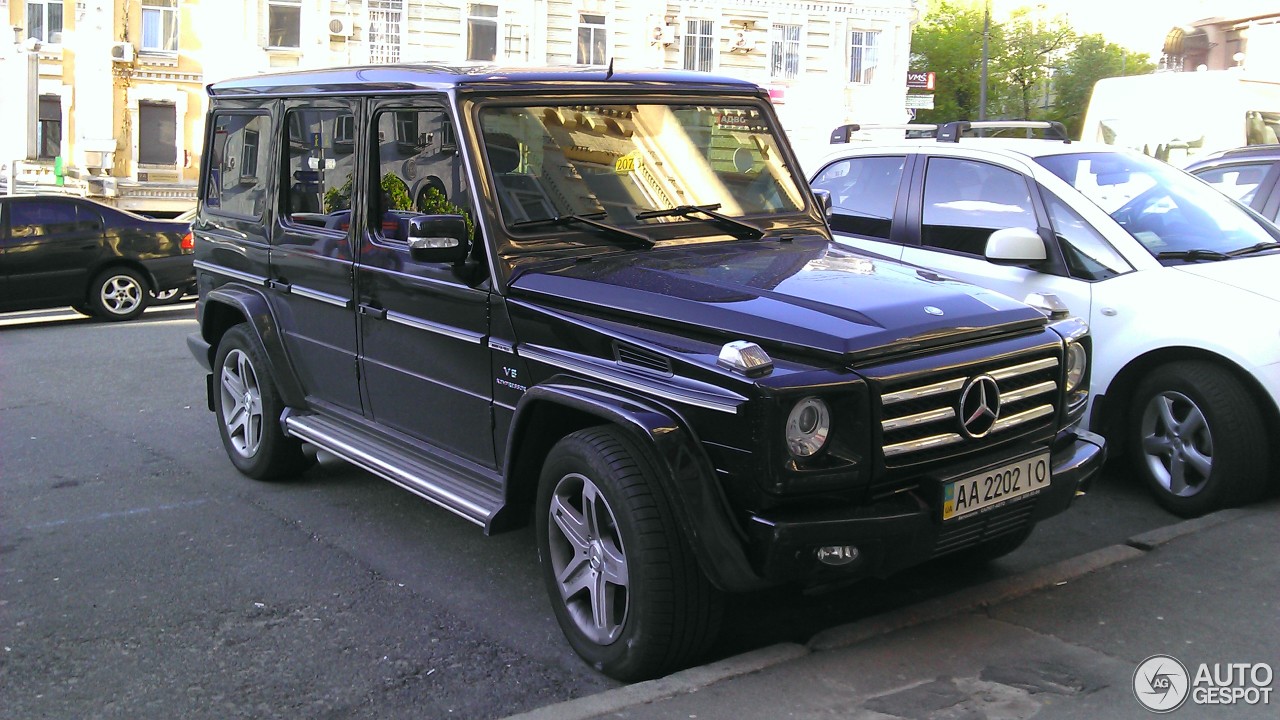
[358, 304, 387, 320]
[266, 278, 291, 292]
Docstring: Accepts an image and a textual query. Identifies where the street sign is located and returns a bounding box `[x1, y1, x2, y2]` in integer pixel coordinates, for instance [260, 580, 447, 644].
[905, 94, 935, 110]
[907, 71, 936, 90]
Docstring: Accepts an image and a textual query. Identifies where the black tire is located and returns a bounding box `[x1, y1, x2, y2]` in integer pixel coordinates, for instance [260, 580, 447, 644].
[151, 282, 195, 305]
[212, 324, 313, 481]
[535, 426, 722, 681]
[1128, 361, 1269, 517]
[71, 303, 97, 318]
[88, 267, 149, 321]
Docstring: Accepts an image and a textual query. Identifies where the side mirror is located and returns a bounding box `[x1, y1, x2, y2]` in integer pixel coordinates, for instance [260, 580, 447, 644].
[985, 226, 1046, 266]
[406, 215, 470, 264]
[812, 188, 833, 221]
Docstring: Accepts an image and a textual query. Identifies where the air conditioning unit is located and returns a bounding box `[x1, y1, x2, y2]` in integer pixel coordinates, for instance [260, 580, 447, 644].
[730, 30, 754, 53]
[328, 16, 353, 37]
[110, 41, 135, 63]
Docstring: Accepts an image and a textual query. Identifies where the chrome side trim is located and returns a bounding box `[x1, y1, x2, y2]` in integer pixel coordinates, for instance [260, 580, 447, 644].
[285, 416, 487, 527]
[386, 310, 486, 344]
[882, 377, 966, 405]
[520, 344, 745, 415]
[290, 285, 351, 308]
[882, 406, 956, 433]
[193, 259, 266, 286]
[488, 339, 515, 353]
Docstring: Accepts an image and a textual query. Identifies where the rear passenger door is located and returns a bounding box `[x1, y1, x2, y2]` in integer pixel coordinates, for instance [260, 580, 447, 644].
[269, 100, 363, 413]
[3, 198, 103, 308]
[811, 154, 908, 260]
[354, 100, 495, 468]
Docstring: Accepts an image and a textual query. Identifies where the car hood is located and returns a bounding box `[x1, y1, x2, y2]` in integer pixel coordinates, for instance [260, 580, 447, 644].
[1173, 252, 1280, 303]
[508, 237, 1047, 363]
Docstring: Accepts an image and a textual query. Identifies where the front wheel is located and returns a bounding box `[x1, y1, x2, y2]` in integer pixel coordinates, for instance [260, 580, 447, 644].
[1128, 361, 1270, 517]
[89, 267, 149, 321]
[536, 427, 722, 681]
[212, 324, 312, 481]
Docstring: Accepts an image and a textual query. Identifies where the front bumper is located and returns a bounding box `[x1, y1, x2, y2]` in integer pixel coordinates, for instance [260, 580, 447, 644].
[742, 429, 1106, 586]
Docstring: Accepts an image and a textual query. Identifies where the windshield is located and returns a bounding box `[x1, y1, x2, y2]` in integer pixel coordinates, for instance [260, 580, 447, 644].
[1035, 151, 1279, 260]
[478, 101, 807, 244]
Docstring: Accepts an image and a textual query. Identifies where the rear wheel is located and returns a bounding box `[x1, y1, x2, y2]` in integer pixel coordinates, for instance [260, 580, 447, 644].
[536, 426, 722, 681]
[89, 267, 149, 321]
[213, 324, 312, 480]
[1128, 361, 1269, 517]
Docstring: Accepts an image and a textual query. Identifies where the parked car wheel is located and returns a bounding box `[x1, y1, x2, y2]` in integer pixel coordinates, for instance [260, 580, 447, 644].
[536, 426, 722, 681]
[213, 324, 313, 481]
[1129, 361, 1269, 517]
[89, 267, 149, 321]
[71, 303, 97, 318]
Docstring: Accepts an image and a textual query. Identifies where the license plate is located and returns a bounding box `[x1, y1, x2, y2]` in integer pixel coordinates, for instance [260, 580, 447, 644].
[942, 451, 1050, 521]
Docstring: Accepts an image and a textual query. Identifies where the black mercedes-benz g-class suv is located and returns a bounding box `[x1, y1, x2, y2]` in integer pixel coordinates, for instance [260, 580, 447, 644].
[187, 65, 1104, 681]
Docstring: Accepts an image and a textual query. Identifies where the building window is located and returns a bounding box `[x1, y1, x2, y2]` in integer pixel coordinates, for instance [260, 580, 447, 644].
[268, 0, 301, 48]
[369, 0, 404, 63]
[771, 24, 801, 79]
[138, 101, 177, 165]
[467, 3, 498, 61]
[577, 13, 607, 66]
[38, 96, 62, 160]
[26, 1, 64, 44]
[849, 29, 880, 84]
[684, 19, 714, 72]
[141, 0, 179, 54]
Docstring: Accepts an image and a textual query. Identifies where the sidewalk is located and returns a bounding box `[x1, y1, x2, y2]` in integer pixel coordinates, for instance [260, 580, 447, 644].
[506, 502, 1279, 720]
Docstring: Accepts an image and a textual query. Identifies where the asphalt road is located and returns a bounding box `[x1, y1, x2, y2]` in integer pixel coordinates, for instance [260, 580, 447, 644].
[0, 305, 1183, 719]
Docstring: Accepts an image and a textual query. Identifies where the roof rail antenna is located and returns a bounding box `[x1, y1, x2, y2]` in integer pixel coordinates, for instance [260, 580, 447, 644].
[605, 57, 614, 80]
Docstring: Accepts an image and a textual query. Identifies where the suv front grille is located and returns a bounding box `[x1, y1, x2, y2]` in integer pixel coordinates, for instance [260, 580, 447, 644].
[879, 351, 1060, 469]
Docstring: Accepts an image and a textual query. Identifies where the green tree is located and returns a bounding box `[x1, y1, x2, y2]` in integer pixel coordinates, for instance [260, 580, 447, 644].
[994, 7, 1075, 120]
[1047, 34, 1156, 138]
[910, 0, 999, 123]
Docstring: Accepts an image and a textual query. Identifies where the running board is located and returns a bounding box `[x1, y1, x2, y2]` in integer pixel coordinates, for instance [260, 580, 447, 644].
[284, 413, 503, 532]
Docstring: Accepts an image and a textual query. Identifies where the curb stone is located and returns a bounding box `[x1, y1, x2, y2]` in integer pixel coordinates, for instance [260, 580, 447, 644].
[499, 507, 1256, 720]
[499, 642, 809, 720]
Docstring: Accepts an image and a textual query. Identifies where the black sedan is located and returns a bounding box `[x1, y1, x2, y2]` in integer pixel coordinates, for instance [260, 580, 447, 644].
[0, 195, 194, 321]
[1184, 144, 1280, 223]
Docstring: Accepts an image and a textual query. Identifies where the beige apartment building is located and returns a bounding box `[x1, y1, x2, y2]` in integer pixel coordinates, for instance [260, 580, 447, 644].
[2, 1, 923, 214]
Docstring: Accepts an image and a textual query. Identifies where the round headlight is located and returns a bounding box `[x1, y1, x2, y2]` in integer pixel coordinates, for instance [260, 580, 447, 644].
[786, 397, 831, 458]
[1065, 341, 1087, 392]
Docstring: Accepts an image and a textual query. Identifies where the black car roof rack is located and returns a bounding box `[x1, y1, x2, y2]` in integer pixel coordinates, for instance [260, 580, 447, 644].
[829, 123, 939, 143]
[935, 120, 1071, 143]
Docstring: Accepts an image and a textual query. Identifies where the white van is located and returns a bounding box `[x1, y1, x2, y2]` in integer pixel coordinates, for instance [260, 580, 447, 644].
[1079, 71, 1280, 166]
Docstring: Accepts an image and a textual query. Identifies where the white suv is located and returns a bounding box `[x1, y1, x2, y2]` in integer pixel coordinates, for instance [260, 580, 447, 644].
[810, 121, 1280, 517]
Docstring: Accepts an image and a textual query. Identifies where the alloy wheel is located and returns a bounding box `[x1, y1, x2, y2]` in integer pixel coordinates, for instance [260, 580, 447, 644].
[1140, 390, 1213, 497]
[546, 471, 630, 645]
[219, 348, 264, 459]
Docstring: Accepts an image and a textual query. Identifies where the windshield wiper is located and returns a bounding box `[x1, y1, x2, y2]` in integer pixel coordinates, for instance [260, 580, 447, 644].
[635, 203, 764, 240]
[1229, 241, 1280, 257]
[511, 212, 653, 249]
[1155, 248, 1230, 262]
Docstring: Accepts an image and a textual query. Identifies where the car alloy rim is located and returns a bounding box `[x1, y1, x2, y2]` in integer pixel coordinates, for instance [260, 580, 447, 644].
[219, 348, 264, 459]
[547, 471, 629, 645]
[101, 275, 143, 315]
[1139, 390, 1213, 497]
[153, 288, 181, 301]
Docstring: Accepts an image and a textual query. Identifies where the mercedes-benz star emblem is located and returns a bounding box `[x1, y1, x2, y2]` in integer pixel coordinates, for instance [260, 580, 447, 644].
[958, 375, 1001, 438]
[924, 305, 944, 316]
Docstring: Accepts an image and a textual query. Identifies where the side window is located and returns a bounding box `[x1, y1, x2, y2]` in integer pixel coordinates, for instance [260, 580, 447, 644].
[10, 201, 80, 238]
[204, 113, 270, 219]
[1043, 191, 1132, 281]
[812, 156, 904, 240]
[371, 107, 473, 244]
[282, 108, 356, 229]
[921, 158, 1036, 255]
[1192, 162, 1273, 205]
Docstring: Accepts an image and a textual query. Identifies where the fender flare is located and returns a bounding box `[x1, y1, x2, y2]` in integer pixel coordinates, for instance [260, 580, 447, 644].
[504, 381, 766, 592]
[201, 284, 306, 408]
